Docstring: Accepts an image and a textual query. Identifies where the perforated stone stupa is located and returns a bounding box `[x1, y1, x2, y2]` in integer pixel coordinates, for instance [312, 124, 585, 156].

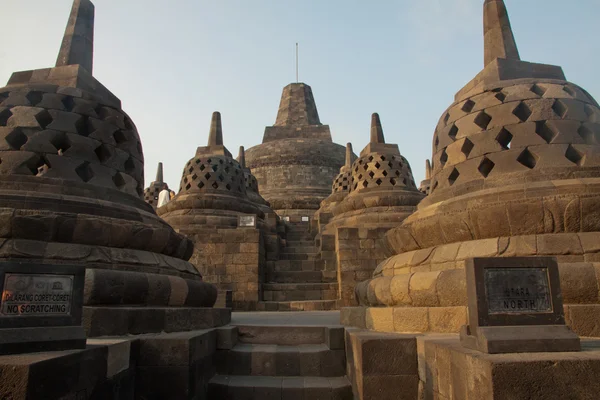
[325, 113, 424, 231]
[348, 0, 600, 337]
[143, 162, 175, 209]
[0, 0, 218, 337]
[245, 83, 349, 219]
[313, 143, 355, 234]
[159, 112, 263, 230]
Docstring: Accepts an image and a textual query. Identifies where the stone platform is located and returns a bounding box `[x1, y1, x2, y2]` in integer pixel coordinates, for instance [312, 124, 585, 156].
[420, 335, 600, 400]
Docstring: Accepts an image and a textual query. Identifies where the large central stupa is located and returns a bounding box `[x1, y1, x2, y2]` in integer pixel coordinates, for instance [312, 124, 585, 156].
[245, 83, 350, 219]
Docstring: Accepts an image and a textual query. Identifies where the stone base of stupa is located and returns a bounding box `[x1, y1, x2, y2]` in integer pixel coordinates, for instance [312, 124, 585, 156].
[343, 231, 600, 337]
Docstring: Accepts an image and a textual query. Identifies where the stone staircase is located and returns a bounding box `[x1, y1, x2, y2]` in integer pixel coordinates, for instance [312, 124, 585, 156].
[259, 222, 338, 311]
[208, 324, 352, 399]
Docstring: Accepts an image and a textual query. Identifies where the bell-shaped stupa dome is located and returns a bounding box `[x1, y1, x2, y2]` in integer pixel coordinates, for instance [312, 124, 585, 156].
[327, 114, 424, 230]
[0, 0, 218, 337]
[350, 0, 600, 337]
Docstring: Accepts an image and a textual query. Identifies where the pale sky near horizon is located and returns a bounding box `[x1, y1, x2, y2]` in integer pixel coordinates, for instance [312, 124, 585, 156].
[1, 0, 599, 189]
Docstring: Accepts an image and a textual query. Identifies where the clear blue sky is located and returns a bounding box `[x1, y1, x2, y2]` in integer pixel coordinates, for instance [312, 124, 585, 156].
[1, 0, 599, 188]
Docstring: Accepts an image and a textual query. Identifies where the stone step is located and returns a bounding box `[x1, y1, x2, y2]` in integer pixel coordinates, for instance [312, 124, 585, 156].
[285, 240, 315, 247]
[256, 300, 338, 312]
[234, 325, 344, 346]
[287, 233, 313, 238]
[267, 271, 332, 283]
[279, 253, 318, 261]
[208, 375, 352, 399]
[263, 283, 338, 301]
[281, 246, 318, 254]
[216, 343, 345, 377]
[271, 260, 320, 272]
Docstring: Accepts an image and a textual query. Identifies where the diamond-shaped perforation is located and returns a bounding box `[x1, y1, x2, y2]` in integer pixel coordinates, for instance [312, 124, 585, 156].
[25, 92, 42, 106]
[530, 84, 547, 97]
[535, 121, 558, 144]
[112, 172, 126, 189]
[375, 178, 382, 186]
[516, 148, 538, 169]
[478, 157, 495, 178]
[0, 109, 12, 126]
[204, 173, 211, 180]
[461, 138, 474, 158]
[565, 145, 584, 166]
[34, 109, 52, 129]
[113, 130, 127, 144]
[448, 124, 458, 141]
[552, 99, 568, 118]
[62, 96, 75, 111]
[5, 128, 27, 150]
[390, 178, 396, 185]
[212, 182, 219, 189]
[75, 161, 94, 182]
[578, 124, 597, 145]
[495, 92, 506, 102]
[448, 168, 459, 186]
[75, 116, 91, 136]
[462, 99, 475, 113]
[474, 111, 492, 130]
[584, 104, 596, 121]
[496, 128, 513, 149]
[124, 157, 135, 173]
[440, 149, 448, 166]
[434, 136, 439, 149]
[443, 113, 450, 125]
[50, 133, 71, 155]
[31, 156, 50, 176]
[513, 102, 532, 122]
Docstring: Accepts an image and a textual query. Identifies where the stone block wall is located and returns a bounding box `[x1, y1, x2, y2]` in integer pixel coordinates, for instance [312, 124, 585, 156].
[345, 328, 419, 400]
[335, 227, 389, 307]
[188, 228, 265, 310]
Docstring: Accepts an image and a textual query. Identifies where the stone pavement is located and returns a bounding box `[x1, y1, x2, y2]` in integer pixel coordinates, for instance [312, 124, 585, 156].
[231, 311, 342, 326]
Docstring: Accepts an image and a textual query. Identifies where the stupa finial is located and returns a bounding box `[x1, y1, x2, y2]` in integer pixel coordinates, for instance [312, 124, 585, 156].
[483, 0, 520, 66]
[238, 146, 246, 168]
[425, 159, 432, 180]
[370, 113, 385, 144]
[208, 112, 223, 146]
[56, 0, 95, 73]
[345, 143, 353, 168]
[156, 162, 164, 183]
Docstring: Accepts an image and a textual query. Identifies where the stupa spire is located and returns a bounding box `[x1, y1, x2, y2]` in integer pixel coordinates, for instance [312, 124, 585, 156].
[238, 146, 246, 168]
[56, 0, 95, 73]
[425, 159, 432, 180]
[208, 112, 223, 146]
[483, 0, 520, 66]
[274, 83, 322, 127]
[156, 162, 164, 183]
[345, 143, 353, 168]
[370, 113, 385, 144]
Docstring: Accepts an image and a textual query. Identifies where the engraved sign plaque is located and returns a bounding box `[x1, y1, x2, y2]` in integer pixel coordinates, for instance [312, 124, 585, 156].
[238, 215, 256, 228]
[460, 257, 580, 354]
[1, 274, 74, 317]
[484, 267, 552, 314]
[0, 262, 86, 355]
